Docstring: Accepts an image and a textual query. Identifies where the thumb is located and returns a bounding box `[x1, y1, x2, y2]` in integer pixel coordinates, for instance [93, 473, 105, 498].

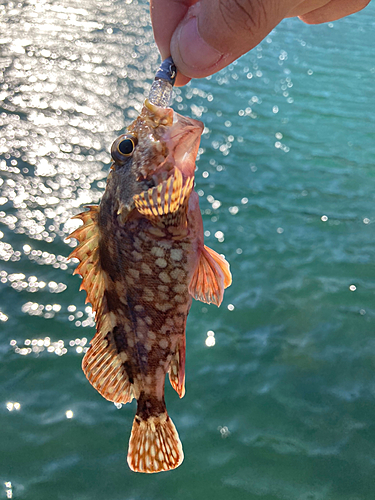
[170, 0, 294, 80]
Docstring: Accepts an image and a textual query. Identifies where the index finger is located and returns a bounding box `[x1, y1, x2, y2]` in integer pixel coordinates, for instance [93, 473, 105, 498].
[150, 0, 196, 86]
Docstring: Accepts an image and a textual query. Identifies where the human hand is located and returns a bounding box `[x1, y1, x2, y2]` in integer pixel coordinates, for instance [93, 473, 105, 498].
[150, 0, 370, 86]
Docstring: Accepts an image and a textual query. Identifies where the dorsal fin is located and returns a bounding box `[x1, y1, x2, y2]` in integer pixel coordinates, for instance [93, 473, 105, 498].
[82, 316, 134, 404]
[68, 206, 104, 314]
[188, 245, 232, 306]
[133, 168, 194, 226]
[68, 206, 134, 404]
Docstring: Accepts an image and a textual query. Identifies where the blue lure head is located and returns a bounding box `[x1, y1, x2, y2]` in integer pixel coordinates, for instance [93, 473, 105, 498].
[148, 56, 177, 108]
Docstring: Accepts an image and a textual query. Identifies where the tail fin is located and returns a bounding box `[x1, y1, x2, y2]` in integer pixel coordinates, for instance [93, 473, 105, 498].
[127, 413, 184, 473]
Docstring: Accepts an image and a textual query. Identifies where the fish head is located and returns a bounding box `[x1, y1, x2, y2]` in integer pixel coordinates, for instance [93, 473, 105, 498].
[110, 100, 203, 196]
[159, 102, 204, 179]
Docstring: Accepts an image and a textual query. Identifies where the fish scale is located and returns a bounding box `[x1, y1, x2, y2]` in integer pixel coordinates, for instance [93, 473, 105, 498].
[68, 77, 232, 472]
[103, 220, 191, 393]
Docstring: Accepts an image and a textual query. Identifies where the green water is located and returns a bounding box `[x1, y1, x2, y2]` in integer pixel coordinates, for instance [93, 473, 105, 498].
[1, 1, 375, 499]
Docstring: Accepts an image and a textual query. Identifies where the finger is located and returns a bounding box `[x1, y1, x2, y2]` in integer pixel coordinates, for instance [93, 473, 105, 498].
[170, 0, 296, 80]
[174, 73, 192, 87]
[298, 0, 371, 24]
[150, 0, 194, 85]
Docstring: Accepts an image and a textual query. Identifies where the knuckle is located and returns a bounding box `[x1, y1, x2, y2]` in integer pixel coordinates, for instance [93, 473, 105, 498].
[218, 0, 267, 35]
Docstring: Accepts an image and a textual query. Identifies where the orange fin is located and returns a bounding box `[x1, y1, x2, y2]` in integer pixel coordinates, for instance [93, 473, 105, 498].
[127, 413, 184, 473]
[69, 207, 134, 405]
[169, 337, 186, 398]
[68, 206, 105, 314]
[204, 245, 232, 289]
[82, 314, 134, 404]
[188, 245, 232, 306]
[71, 205, 98, 224]
[133, 168, 193, 224]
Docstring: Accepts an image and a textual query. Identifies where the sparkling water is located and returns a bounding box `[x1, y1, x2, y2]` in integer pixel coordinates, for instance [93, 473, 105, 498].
[1, 1, 375, 499]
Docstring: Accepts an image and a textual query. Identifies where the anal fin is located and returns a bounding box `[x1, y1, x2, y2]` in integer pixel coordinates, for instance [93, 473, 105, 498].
[169, 337, 186, 398]
[188, 245, 232, 306]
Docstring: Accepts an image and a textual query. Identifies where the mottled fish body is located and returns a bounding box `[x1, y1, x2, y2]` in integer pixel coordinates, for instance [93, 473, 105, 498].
[69, 99, 231, 473]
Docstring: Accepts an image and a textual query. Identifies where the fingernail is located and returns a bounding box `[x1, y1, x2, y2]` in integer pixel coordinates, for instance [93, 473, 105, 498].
[174, 15, 223, 71]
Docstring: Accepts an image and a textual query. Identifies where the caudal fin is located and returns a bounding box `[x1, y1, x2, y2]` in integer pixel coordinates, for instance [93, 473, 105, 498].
[127, 413, 184, 473]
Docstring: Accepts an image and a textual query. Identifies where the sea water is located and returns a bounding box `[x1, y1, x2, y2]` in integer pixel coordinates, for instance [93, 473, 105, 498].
[1, 1, 375, 499]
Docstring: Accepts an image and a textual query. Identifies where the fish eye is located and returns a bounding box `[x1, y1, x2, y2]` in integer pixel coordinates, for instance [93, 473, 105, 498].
[111, 134, 138, 163]
[118, 137, 136, 156]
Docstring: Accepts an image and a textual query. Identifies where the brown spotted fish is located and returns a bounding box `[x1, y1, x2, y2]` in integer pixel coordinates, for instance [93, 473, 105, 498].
[68, 96, 231, 473]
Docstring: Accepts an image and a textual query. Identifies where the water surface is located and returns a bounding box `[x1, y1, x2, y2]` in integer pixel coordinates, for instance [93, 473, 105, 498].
[1, 1, 375, 499]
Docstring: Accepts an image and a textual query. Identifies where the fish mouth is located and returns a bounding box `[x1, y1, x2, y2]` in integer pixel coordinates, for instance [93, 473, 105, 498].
[166, 113, 204, 177]
[144, 99, 174, 126]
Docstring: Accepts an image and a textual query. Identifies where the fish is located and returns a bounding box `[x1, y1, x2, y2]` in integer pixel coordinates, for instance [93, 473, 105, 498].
[68, 98, 232, 473]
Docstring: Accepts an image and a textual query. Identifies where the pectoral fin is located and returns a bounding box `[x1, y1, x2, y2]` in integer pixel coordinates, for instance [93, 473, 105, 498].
[133, 168, 193, 226]
[188, 245, 232, 306]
